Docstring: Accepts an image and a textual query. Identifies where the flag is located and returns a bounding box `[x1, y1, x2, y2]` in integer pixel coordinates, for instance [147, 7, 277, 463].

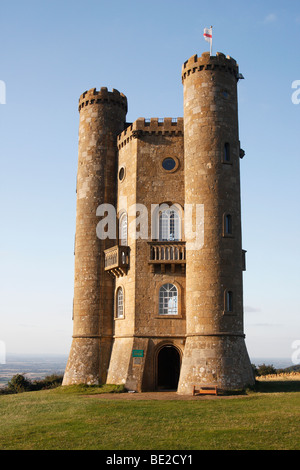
[203, 27, 212, 42]
[203, 26, 212, 55]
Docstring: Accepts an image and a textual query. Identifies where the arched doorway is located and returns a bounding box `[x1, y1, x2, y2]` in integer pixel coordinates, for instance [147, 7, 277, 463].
[157, 345, 181, 390]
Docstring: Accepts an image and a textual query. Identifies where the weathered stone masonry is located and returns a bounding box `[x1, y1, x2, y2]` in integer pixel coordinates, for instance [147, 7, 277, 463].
[63, 52, 255, 393]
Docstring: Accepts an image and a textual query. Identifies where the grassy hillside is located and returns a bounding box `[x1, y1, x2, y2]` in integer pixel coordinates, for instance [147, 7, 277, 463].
[0, 379, 299, 450]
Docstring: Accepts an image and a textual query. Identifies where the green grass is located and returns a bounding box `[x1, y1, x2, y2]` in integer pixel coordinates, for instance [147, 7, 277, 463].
[0, 382, 299, 450]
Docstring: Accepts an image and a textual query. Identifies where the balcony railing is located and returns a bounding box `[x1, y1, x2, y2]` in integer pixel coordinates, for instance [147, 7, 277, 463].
[148, 241, 186, 273]
[104, 245, 129, 277]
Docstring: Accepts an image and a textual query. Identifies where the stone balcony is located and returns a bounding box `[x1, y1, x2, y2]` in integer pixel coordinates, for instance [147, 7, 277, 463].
[104, 245, 129, 277]
[148, 241, 186, 274]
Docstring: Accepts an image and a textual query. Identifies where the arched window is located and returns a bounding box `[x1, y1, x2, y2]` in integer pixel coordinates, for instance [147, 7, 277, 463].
[225, 290, 233, 312]
[116, 287, 124, 318]
[225, 214, 232, 235]
[159, 283, 178, 315]
[159, 208, 180, 241]
[119, 212, 128, 246]
[224, 142, 230, 162]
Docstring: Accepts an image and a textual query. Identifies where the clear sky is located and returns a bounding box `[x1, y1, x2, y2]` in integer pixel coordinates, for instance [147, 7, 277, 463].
[0, 0, 299, 362]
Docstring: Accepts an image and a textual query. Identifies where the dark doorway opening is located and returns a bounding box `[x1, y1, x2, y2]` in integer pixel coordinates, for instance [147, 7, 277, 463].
[157, 346, 181, 390]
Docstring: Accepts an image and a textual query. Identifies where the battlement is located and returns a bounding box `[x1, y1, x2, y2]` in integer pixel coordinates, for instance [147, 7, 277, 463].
[182, 52, 239, 83]
[117, 117, 183, 149]
[78, 87, 127, 112]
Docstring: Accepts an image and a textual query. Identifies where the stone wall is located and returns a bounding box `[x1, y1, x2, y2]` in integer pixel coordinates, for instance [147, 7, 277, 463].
[63, 88, 127, 385]
[178, 52, 254, 393]
[63, 54, 255, 393]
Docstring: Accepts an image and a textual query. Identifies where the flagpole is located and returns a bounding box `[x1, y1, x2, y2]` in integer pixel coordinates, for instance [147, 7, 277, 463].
[210, 25, 213, 56]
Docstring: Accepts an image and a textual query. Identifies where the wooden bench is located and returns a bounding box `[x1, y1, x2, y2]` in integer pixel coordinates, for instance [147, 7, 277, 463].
[192, 385, 218, 396]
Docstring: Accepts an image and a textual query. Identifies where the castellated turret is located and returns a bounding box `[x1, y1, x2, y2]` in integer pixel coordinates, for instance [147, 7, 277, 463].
[63, 88, 127, 385]
[63, 52, 255, 392]
[178, 52, 254, 392]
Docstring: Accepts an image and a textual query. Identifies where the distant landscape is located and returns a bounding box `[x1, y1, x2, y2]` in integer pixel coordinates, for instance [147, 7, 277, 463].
[0, 354, 296, 388]
[0, 354, 68, 387]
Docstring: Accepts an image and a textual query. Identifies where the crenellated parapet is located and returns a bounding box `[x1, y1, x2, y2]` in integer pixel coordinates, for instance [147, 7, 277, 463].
[117, 117, 183, 149]
[64, 48, 254, 392]
[182, 52, 239, 83]
[63, 84, 127, 387]
[78, 87, 127, 112]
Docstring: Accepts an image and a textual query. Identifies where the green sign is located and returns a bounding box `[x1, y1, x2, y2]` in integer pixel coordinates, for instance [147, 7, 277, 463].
[132, 349, 144, 357]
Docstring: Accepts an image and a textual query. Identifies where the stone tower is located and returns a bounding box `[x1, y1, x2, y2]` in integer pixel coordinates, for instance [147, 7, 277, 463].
[63, 88, 127, 385]
[177, 52, 253, 393]
[63, 51, 254, 392]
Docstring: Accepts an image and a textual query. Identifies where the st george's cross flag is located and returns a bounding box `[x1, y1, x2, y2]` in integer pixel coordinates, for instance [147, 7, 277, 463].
[203, 26, 212, 55]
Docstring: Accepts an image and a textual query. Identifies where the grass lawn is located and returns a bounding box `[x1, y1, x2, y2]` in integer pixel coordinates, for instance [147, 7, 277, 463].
[0, 381, 299, 450]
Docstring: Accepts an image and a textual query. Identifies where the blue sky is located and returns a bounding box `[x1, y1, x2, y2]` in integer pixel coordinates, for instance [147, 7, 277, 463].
[0, 0, 299, 362]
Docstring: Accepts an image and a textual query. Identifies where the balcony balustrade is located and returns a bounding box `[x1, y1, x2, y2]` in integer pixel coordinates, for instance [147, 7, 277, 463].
[148, 241, 186, 273]
[104, 245, 129, 277]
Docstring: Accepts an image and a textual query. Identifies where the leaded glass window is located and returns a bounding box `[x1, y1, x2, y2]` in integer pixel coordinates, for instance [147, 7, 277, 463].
[159, 209, 180, 241]
[116, 287, 124, 318]
[119, 213, 128, 246]
[159, 283, 178, 315]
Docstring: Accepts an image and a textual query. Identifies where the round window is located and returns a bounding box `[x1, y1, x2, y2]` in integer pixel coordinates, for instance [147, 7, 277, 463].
[162, 158, 176, 171]
[118, 166, 125, 181]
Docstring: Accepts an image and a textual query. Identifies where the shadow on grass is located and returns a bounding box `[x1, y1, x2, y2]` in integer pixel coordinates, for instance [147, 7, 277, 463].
[252, 380, 300, 394]
[215, 379, 300, 396]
